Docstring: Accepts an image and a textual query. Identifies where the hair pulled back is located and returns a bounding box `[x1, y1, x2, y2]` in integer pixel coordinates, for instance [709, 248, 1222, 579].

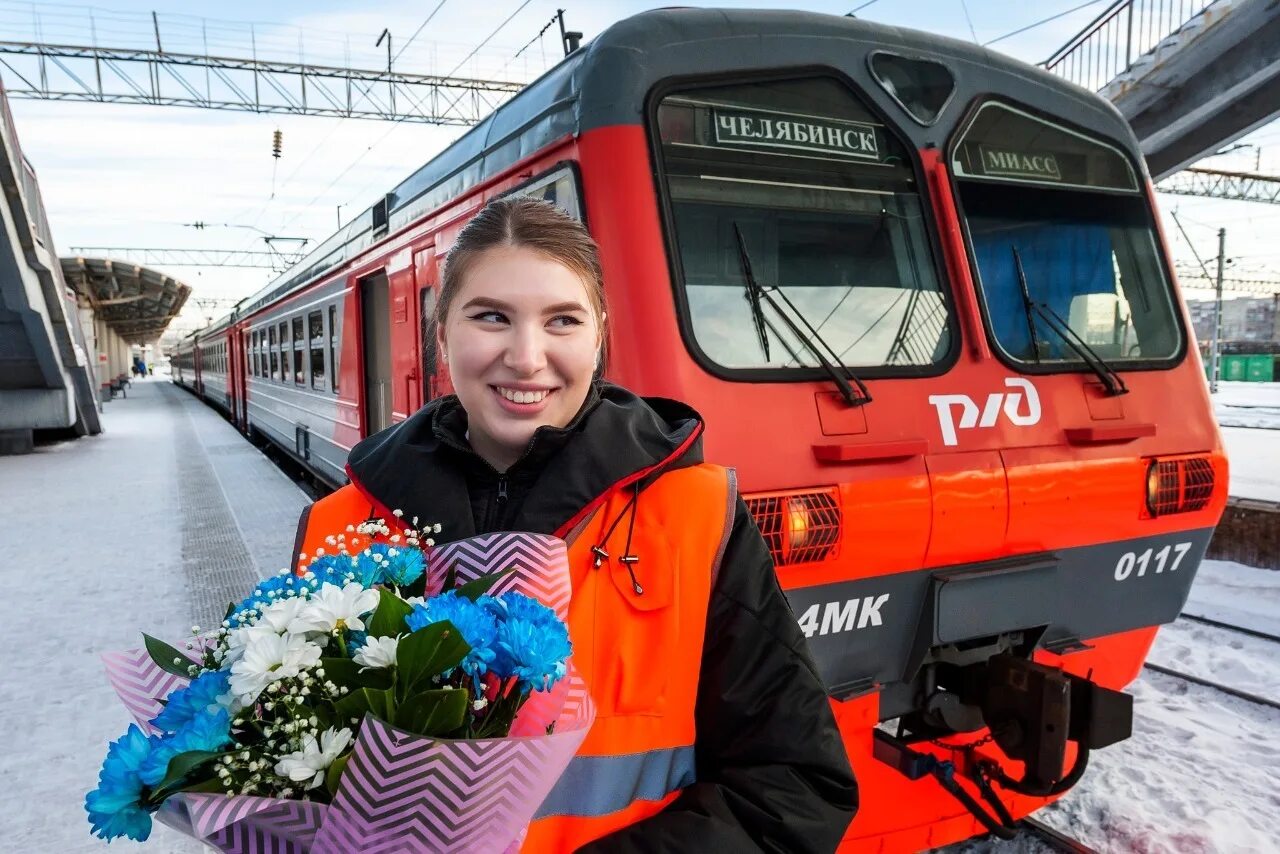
[436, 197, 606, 335]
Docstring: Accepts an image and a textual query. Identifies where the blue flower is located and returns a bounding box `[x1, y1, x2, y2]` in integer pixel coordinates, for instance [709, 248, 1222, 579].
[490, 594, 571, 691]
[150, 669, 231, 734]
[405, 591, 497, 678]
[85, 725, 159, 842]
[309, 554, 358, 589]
[139, 708, 234, 787]
[380, 545, 425, 587]
[231, 572, 310, 623]
[346, 629, 370, 657]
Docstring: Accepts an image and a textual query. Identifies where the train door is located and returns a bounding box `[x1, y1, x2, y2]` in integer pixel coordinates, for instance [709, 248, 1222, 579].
[229, 328, 247, 429]
[414, 246, 447, 402]
[360, 272, 393, 436]
[389, 259, 421, 420]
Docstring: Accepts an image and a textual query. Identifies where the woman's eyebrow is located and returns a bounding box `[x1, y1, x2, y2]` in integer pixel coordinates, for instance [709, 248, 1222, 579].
[459, 297, 586, 314]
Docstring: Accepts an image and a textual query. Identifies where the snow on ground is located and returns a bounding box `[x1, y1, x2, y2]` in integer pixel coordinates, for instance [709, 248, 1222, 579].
[1182, 559, 1280, 638]
[951, 559, 1280, 854]
[1148, 619, 1280, 702]
[1206, 382, 1280, 501]
[0, 379, 207, 852]
[1213, 381, 1280, 430]
[1219, 427, 1280, 502]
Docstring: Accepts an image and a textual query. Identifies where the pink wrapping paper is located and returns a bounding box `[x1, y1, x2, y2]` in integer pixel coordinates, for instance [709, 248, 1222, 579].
[102, 532, 594, 853]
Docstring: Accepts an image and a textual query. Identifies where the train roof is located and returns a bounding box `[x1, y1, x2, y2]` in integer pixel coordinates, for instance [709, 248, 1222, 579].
[225, 7, 1136, 333]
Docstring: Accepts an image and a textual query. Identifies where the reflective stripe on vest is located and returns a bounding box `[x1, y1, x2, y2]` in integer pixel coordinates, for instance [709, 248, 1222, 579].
[534, 745, 696, 819]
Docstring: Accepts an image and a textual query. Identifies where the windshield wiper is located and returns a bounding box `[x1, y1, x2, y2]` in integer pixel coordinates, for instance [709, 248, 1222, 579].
[1011, 246, 1128, 397]
[733, 223, 871, 407]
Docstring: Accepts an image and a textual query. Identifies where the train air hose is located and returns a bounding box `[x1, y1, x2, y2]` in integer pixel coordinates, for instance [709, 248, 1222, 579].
[909, 741, 1091, 838]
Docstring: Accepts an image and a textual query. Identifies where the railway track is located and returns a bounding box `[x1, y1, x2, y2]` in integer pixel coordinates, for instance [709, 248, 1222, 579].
[1142, 662, 1280, 712]
[1019, 818, 1098, 853]
[1179, 612, 1280, 645]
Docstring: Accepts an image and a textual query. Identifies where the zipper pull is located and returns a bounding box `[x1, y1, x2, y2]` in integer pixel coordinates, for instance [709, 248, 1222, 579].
[497, 476, 508, 503]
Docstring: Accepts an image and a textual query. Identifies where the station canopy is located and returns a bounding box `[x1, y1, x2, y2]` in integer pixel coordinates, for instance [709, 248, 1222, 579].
[60, 256, 190, 343]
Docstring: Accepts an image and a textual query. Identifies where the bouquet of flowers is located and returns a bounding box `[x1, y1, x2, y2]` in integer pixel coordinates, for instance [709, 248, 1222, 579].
[87, 517, 592, 852]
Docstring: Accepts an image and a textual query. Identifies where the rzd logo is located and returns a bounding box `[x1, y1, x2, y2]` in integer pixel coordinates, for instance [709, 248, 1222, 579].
[928, 378, 1042, 447]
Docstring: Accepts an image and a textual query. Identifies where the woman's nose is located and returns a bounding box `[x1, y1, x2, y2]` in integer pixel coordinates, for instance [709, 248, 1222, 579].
[503, 325, 547, 375]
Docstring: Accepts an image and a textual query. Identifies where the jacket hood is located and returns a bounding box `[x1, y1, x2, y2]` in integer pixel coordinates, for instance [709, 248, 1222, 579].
[345, 382, 704, 542]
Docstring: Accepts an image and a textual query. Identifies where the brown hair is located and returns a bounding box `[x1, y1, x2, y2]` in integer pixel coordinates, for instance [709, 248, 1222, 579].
[436, 197, 606, 340]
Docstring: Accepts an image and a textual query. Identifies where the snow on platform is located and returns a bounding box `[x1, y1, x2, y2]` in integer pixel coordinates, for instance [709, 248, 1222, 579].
[1209, 382, 1280, 502]
[0, 378, 309, 851]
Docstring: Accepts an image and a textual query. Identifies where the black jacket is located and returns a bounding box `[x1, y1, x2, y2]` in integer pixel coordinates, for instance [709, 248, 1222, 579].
[342, 382, 858, 852]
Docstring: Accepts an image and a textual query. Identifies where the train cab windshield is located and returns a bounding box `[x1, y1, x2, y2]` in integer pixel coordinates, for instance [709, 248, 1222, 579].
[952, 102, 1184, 367]
[653, 76, 954, 375]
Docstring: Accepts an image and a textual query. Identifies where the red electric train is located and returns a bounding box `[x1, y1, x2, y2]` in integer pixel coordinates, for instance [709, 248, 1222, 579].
[172, 8, 1228, 850]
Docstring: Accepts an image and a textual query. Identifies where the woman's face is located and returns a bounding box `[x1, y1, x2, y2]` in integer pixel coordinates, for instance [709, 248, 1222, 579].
[438, 245, 600, 471]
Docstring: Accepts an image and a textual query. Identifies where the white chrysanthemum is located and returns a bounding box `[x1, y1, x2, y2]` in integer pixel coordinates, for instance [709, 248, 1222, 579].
[296, 582, 379, 634]
[352, 635, 400, 670]
[274, 727, 354, 790]
[257, 596, 312, 636]
[229, 632, 323, 704]
[219, 624, 277, 667]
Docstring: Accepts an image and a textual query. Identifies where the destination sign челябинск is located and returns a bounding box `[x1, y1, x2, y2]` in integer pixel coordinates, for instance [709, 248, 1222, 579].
[978, 145, 1062, 181]
[713, 107, 880, 160]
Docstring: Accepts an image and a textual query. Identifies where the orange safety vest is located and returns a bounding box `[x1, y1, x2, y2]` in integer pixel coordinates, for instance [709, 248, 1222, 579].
[295, 463, 738, 852]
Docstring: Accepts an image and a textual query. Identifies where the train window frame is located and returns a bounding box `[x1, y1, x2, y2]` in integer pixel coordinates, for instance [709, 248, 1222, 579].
[278, 321, 289, 384]
[945, 95, 1188, 376]
[866, 50, 958, 128]
[644, 66, 962, 384]
[329, 304, 340, 394]
[308, 310, 326, 390]
[292, 316, 306, 386]
[268, 325, 278, 380]
[498, 161, 586, 222]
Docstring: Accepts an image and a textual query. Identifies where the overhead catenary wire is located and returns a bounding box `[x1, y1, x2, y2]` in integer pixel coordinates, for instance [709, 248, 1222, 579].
[231, 0, 454, 245]
[271, 0, 538, 240]
[984, 0, 1111, 46]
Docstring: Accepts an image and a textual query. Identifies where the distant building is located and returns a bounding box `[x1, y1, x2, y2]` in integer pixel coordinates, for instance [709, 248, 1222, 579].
[1185, 295, 1279, 345]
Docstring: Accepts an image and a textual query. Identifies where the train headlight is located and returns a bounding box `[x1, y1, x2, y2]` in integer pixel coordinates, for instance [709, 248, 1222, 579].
[744, 489, 842, 566]
[1145, 457, 1215, 517]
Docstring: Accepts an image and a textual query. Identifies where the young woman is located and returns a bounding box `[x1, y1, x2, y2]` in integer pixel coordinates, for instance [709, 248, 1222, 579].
[293, 197, 857, 852]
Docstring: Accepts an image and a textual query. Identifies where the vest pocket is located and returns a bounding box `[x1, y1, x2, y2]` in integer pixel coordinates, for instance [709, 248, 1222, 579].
[592, 535, 677, 717]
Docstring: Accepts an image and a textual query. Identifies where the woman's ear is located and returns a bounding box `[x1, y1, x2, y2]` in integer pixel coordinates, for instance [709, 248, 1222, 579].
[435, 318, 448, 366]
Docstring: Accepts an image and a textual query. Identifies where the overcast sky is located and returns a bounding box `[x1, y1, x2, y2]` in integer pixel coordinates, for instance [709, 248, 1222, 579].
[4, 0, 1277, 335]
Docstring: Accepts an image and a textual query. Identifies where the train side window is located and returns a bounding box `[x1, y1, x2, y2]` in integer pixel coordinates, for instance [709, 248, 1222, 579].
[268, 326, 278, 380]
[420, 287, 437, 396]
[308, 310, 326, 390]
[502, 165, 582, 221]
[278, 322, 289, 382]
[292, 317, 305, 385]
[329, 304, 340, 393]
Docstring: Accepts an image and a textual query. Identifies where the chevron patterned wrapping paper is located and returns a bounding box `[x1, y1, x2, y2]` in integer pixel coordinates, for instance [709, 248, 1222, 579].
[115, 532, 596, 852]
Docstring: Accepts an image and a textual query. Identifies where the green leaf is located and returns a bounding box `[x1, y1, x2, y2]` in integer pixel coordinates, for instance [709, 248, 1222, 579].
[396, 621, 470, 699]
[367, 589, 414, 639]
[321, 657, 393, 691]
[325, 752, 351, 796]
[146, 749, 225, 802]
[334, 687, 396, 726]
[176, 777, 225, 795]
[395, 688, 469, 737]
[143, 633, 196, 678]
[223, 601, 237, 620]
[454, 567, 514, 601]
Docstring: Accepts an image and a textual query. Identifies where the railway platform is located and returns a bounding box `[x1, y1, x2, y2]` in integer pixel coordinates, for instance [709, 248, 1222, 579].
[0, 373, 308, 851]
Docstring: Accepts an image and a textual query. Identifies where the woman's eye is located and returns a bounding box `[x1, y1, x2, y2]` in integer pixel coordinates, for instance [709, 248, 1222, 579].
[549, 315, 584, 328]
[469, 311, 507, 324]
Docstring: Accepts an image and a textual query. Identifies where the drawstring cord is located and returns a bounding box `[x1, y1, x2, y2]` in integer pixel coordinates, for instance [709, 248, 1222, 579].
[590, 484, 644, 595]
